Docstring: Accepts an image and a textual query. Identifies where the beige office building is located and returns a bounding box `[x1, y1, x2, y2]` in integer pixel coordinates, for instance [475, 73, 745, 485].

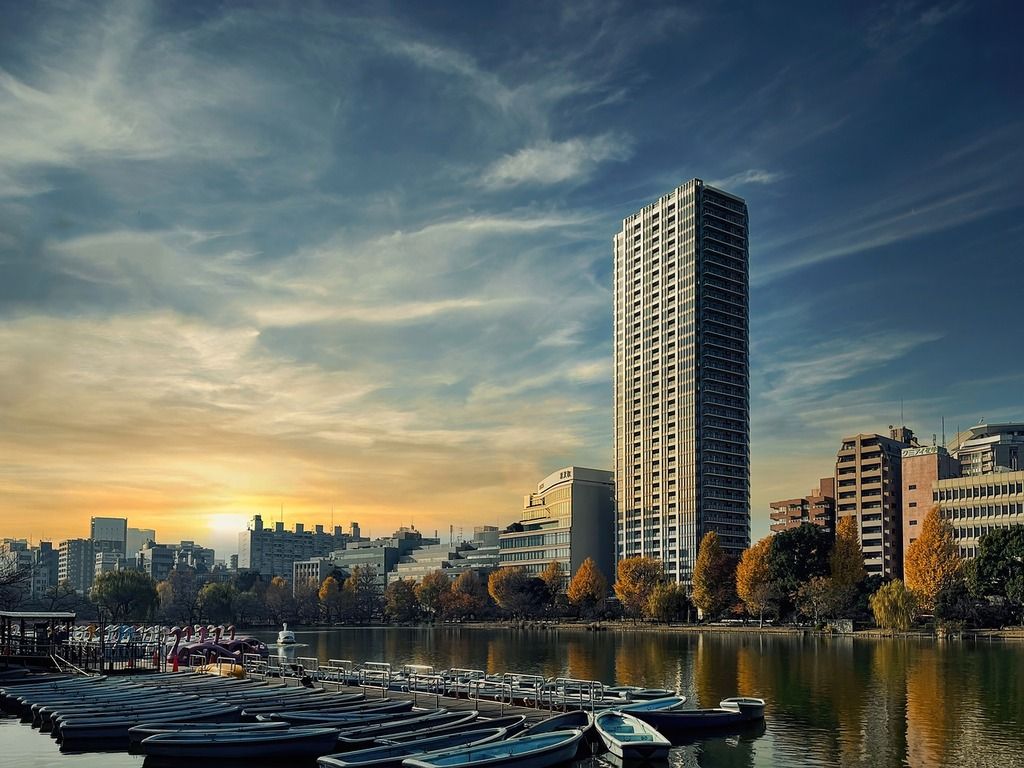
[933, 471, 1024, 558]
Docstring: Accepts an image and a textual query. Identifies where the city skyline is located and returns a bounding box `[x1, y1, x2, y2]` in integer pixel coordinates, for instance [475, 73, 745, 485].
[2, 2, 1023, 558]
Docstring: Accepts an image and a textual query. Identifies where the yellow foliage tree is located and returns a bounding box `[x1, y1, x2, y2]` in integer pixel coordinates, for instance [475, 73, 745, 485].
[904, 506, 961, 610]
[614, 557, 663, 622]
[567, 558, 608, 618]
[692, 531, 737, 619]
[735, 537, 776, 626]
[830, 516, 867, 615]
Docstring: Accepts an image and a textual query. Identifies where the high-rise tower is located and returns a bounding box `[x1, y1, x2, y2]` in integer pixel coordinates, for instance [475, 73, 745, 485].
[613, 178, 750, 582]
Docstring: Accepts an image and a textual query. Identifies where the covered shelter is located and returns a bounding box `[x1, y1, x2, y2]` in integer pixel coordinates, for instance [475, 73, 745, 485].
[0, 610, 76, 658]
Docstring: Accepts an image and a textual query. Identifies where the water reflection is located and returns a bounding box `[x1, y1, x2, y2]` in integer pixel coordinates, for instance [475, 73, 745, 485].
[248, 627, 1024, 768]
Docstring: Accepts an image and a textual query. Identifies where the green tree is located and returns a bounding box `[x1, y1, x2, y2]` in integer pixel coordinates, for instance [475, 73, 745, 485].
[692, 531, 737, 620]
[934, 578, 982, 630]
[199, 581, 238, 624]
[614, 557, 664, 623]
[567, 558, 608, 619]
[234, 589, 263, 626]
[767, 523, 833, 616]
[736, 537, 778, 626]
[869, 579, 917, 632]
[384, 579, 420, 623]
[92, 570, 158, 622]
[969, 526, 1024, 620]
[157, 567, 203, 625]
[415, 570, 452, 617]
[647, 582, 689, 623]
[904, 506, 961, 611]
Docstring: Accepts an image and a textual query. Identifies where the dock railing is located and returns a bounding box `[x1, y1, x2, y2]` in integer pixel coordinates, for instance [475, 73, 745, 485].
[445, 668, 485, 698]
[501, 672, 546, 708]
[403, 664, 442, 707]
[542, 677, 605, 711]
[320, 658, 355, 686]
[469, 677, 513, 714]
[242, 653, 267, 679]
[359, 661, 392, 698]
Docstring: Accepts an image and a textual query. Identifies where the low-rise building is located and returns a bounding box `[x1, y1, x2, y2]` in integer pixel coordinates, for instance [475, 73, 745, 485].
[498, 466, 614, 588]
[950, 423, 1024, 476]
[769, 478, 836, 533]
[933, 471, 1024, 558]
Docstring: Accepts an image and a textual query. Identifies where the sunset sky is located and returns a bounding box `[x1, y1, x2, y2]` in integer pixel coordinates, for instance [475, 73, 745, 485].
[1, 1, 1022, 558]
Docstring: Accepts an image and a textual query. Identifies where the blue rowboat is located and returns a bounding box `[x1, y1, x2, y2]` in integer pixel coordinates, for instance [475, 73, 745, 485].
[616, 696, 686, 712]
[141, 726, 342, 759]
[594, 711, 670, 762]
[128, 720, 289, 746]
[319, 727, 507, 768]
[336, 711, 471, 749]
[516, 710, 591, 739]
[628, 697, 765, 742]
[381, 715, 527, 744]
[402, 728, 584, 768]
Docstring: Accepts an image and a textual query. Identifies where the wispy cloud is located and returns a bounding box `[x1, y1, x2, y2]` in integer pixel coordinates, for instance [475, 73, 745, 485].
[481, 133, 632, 188]
[710, 169, 785, 189]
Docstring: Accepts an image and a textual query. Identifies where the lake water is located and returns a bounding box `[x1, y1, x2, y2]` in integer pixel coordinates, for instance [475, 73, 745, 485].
[2, 627, 1022, 768]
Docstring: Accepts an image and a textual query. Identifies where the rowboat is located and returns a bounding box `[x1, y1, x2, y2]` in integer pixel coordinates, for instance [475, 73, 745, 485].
[319, 727, 507, 768]
[268, 701, 418, 725]
[719, 697, 766, 719]
[129, 720, 289, 746]
[402, 728, 584, 768]
[381, 715, 527, 744]
[141, 726, 342, 759]
[516, 710, 591, 739]
[335, 711, 472, 749]
[593, 711, 670, 762]
[57, 704, 241, 742]
[628, 697, 765, 742]
[616, 696, 686, 712]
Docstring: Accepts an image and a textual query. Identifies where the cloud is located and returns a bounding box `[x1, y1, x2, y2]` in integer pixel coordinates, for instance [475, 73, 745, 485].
[710, 169, 785, 189]
[481, 134, 632, 188]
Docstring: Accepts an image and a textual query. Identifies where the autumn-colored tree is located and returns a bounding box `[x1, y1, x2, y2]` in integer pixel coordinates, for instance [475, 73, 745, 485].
[567, 558, 608, 619]
[870, 579, 917, 632]
[904, 506, 961, 610]
[796, 576, 840, 624]
[830, 516, 866, 615]
[293, 577, 321, 623]
[447, 570, 489, 618]
[539, 561, 565, 599]
[318, 576, 345, 623]
[415, 570, 452, 617]
[384, 579, 420, 623]
[647, 582, 689, 623]
[735, 537, 777, 626]
[691, 531, 737, 620]
[488, 567, 548, 618]
[614, 557, 664, 623]
[264, 576, 294, 623]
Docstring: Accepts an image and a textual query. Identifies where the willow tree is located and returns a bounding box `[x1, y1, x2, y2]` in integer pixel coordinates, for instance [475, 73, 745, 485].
[904, 506, 961, 610]
[736, 537, 776, 626]
[869, 579, 917, 632]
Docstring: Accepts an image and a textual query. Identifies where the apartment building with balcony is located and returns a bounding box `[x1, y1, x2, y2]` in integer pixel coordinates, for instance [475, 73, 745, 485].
[769, 477, 836, 533]
[834, 426, 916, 578]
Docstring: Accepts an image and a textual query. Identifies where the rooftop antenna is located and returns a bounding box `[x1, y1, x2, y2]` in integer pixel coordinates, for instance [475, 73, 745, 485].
[900, 398, 904, 426]
[941, 416, 946, 447]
